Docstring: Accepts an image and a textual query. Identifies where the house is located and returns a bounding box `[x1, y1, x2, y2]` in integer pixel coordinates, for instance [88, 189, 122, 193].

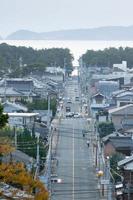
[103, 136, 133, 157]
[90, 93, 109, 117]
[113, 90, 133, 107]
[118, 155, 133, 200]
[6, 113, 39, 132]
[45, 66, 64, 74]
[102, 132, 124, 143]
[5, 78, 34, 92]
[0, 87, 37, 103]
[113, 61, 128, 73]
[109, 104, 133, 130]
[2, 101, 28, 113]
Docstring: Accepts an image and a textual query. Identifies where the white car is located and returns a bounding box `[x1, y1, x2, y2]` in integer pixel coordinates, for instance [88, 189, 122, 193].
[73, 113, 81, 118]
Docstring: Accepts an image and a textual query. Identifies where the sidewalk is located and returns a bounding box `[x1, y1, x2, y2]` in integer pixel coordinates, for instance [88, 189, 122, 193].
[51, 118, 60, 175]
[87, 119, 108, 200]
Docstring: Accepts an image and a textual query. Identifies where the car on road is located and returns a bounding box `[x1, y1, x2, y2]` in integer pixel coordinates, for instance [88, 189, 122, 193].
[75, 96, 79, 101]
[66, 112, 74, 118]
[67, 99, 72, 103]
[51, 177, 62, 183]
[73, 112, 81, 118]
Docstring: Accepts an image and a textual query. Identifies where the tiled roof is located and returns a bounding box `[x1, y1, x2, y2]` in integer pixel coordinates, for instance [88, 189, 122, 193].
[102, 132, 124, 142]
[108, 136, 133, 149]
[109, 104, 133, 115]
[2, 101, 28, 112]
[0, 87, 23, 96]
[118, 155, 133, 167]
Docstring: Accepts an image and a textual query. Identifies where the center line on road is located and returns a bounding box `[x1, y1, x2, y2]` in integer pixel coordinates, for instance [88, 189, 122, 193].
[72, 122, 75, 200]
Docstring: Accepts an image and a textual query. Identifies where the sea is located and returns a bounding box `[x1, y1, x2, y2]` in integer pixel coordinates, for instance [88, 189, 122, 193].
[1, 40, 133, 65]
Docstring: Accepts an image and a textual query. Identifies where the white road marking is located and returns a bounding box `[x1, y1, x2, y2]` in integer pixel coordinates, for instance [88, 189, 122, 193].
[72, 122, 75, 200]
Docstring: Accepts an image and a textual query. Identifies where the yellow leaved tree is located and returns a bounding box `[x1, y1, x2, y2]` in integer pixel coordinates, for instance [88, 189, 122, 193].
[0, 104, 48, 199]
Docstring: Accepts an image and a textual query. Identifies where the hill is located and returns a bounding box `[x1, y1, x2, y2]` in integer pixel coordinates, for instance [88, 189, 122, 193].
[6, 26, 133, 40]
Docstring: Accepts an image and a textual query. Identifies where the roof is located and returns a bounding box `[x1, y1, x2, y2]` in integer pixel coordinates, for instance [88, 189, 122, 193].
[107, 136, 133, 150]
[2, 101, 28, 112]
[116, 91, 133, 98]
[109, 104, 133, 115]
[5, 113, 39, 117]
[34, 110, 53, 117]
[118, 155, 133, 167]
[102, 132, 124, 143]
[0, 87, 23, 96]
[6, 78, 33, 82]
[92, 93, 105, 98]
[112, 89, 126, 97]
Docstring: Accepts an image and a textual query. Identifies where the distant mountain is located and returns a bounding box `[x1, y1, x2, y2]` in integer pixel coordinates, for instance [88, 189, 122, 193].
[6, 26, 133, 40]
[6, 30, 39, 40]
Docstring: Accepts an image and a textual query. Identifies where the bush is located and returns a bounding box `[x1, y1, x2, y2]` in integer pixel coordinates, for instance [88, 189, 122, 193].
[98, 122, 115, 138]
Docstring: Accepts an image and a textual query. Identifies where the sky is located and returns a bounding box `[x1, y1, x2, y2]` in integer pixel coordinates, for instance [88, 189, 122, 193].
[0, 0, 133, 37]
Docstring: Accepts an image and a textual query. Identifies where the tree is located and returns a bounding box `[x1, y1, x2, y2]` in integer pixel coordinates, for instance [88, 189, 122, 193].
[82, 47, 133, 68]
[0, 104, 11, 157]
[110, 153, 125, 182]
[25, 98, 57, 116]
[0, 162, 48, 199]
[0, 43, 73, 77]
[98, 122, 115, 138]
[17, 128, 47, 170]
[0, 105, 48, 199]
[0, 104, 8, 129]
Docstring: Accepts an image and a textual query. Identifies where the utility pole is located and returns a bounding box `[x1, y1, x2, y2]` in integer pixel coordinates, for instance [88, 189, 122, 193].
[47, 94, 51, 129]
[63, 58, 66, 83]
[47, 93, 52, 198]
[106, 157, 112, 200]
[4, 75, 7, 102]
[34, 133, 40, 180]
[36, 134, 40, 169]
[14, 126, 17, 149]
[48, 130, 53, 199]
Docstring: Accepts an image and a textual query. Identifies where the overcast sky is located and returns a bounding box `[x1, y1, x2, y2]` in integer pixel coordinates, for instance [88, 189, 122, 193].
[0, 0, 133, 36]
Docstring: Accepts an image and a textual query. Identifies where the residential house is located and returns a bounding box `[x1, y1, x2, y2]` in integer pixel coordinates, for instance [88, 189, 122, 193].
[113, 90, 133, 107]
[118, 155, 133, 200]
[5, 78, 34, 92]
[102, 132, 124, 143]
[45, 66, 64, 74]
[0, 87, 37, 103]
[90, 93, 109, 117]
[2, 101, 28, 113]
[103, 136, 133, 158]
[109, 104, 133, 130]
[6, 113, 38, 132]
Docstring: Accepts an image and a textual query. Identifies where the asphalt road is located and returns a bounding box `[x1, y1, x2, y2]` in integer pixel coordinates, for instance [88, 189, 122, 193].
[51, 77, 99, 200]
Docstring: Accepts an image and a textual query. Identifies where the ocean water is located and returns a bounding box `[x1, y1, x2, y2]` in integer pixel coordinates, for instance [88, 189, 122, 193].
[1, 40, 133, 65]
